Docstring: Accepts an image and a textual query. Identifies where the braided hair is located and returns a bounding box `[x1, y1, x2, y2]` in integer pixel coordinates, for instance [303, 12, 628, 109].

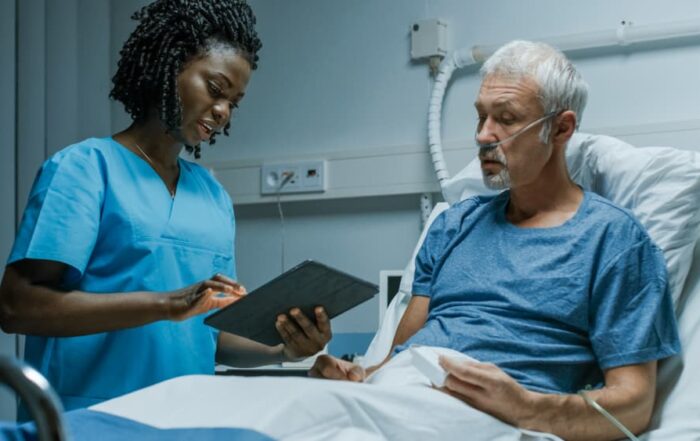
[110, 0, 262, 158]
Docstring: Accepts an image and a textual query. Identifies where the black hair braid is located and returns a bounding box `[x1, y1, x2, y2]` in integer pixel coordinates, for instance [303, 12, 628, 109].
[110, 0, 262, 159]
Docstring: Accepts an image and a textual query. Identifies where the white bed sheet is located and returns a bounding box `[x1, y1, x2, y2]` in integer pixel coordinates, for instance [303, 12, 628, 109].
[92, 350, 560, 441]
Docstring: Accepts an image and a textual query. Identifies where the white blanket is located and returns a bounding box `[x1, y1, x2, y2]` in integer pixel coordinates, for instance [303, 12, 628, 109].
[92, 349, 560, 441]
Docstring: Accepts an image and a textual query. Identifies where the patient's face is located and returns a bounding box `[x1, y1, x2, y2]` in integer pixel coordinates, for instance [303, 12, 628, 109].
[475, 74, 553, 189]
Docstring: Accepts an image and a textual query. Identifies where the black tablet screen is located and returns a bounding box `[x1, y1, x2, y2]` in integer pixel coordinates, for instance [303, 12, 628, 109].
[204, 260, 378, 346]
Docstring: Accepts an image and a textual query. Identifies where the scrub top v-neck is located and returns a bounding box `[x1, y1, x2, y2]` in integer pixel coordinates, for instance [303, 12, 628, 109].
[8, 137, 237, 411]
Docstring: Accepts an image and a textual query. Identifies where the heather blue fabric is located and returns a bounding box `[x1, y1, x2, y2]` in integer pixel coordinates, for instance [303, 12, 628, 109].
[0, 409, 274, 441]
[396, 191, 680, 394]
[8, 138, 236, 410]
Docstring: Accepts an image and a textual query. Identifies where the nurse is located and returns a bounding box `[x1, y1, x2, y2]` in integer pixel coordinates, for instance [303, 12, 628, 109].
[0, 0, 331, 412]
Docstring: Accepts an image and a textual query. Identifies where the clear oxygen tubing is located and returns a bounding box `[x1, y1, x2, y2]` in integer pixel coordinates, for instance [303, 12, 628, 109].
[427, 18, 700, 204]
[578, 388, 640, 441]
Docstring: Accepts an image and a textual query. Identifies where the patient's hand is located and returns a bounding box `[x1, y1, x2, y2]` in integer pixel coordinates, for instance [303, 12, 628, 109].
[309, 354, 366, 382]
[438, 356, 532, 427]
[276, 306, 332, 360]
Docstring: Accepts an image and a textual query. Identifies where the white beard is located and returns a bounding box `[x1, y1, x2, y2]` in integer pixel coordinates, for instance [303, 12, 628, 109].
[480, 148, 511, 190]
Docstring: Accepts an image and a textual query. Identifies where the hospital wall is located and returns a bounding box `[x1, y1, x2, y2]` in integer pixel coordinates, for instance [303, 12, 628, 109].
[0, 0, 17, 423]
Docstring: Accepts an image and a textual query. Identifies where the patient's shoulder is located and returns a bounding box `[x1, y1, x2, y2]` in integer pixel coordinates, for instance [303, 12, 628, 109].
[449, 194, 500, 215]
[427, 194, 502, 240]
[439, 193, 503, 223]
[582, 192, 659, 261]
[585, 192, 647, 233]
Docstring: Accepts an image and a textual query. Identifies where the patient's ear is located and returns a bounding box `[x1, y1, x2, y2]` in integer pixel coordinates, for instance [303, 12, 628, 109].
[552, 110, 577, 148]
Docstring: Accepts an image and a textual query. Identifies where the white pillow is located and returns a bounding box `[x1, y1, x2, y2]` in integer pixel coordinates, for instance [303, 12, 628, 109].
[565, 132, 700, 306]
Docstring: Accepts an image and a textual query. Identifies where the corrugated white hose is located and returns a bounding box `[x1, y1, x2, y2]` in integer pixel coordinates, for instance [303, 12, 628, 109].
[427, 48, 478, 204]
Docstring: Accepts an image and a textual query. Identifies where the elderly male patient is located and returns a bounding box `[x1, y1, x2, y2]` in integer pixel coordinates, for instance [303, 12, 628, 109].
[310, 40, 680, 441]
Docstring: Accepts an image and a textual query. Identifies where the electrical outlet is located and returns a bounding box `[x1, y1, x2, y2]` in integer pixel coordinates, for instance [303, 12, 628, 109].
[261, 160, 326, 195]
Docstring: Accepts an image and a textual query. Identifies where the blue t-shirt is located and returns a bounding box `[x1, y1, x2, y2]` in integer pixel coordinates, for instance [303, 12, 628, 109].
[397, 191, 680, 394]
[8, 137, 236, 410]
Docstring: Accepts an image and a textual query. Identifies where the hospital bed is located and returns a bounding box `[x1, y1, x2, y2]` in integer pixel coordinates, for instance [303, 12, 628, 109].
[2, 132, 699, 440]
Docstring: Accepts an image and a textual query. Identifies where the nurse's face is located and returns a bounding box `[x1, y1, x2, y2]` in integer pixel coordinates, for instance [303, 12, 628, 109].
[174, 48, 252, 146]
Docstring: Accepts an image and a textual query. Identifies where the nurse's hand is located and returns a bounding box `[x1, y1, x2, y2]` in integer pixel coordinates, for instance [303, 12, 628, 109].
[276, 306, 331, 360]
[308, 354, 365, 382]
[168, 274, 246, 321]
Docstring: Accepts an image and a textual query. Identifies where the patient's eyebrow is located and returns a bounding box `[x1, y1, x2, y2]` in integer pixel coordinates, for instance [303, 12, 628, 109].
[492, 99, 524, 113]
[475, 100, 523, 115]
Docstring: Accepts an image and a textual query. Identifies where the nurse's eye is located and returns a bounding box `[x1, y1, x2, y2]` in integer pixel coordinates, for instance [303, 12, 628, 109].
[208, 81, 224, 98]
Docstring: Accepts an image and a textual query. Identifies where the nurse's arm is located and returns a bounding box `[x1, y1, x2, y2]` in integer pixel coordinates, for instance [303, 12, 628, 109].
[216, 307, 332, 367]
[216, 332, 288, 367]
[0, 259, 243, 336]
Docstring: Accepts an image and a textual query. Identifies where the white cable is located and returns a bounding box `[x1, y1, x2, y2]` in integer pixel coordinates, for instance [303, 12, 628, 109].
[577, 389, 640, 441]
[276, 172, 294, 273]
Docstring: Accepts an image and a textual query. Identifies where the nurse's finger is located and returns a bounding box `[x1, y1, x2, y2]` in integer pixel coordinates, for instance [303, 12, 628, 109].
[211, 273, 247, 294]
[208, 294, 239, 309]
[203, 280, 246, 297]
[208, 279, 247, 296]
[314, 307, 331, 338]
[289, 308, 323, 341]
[275, 315, 300, 343]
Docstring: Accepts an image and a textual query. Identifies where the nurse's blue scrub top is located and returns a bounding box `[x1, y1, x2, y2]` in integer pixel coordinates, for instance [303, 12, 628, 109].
[8, 137, 236, 410]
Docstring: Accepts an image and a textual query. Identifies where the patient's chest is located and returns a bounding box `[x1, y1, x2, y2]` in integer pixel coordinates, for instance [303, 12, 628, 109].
[428, 206, 600, 332]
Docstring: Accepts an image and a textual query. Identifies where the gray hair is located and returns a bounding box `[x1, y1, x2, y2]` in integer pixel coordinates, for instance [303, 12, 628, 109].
[480, 40, 588, 142]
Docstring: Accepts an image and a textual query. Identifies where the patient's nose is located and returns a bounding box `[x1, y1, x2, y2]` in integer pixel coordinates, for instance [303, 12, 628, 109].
[476, 117, 499, 145]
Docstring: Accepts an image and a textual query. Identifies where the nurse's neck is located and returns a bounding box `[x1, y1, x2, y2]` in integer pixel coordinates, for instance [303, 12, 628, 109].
[114, 118, 182, 170]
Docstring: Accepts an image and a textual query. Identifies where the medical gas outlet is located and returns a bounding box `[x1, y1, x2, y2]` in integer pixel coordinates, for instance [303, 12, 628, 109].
[410, 18, 448, 60]
[261, 160, 326, 195]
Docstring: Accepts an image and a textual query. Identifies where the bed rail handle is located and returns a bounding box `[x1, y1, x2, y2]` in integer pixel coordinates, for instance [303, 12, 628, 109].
[0, 356, 67, 441]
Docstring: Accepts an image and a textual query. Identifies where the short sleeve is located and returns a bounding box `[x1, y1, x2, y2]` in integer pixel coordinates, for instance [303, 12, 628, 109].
[8, 146, 105, 278]
[412, 212, 447, 297]
[589, 239, 681, 370]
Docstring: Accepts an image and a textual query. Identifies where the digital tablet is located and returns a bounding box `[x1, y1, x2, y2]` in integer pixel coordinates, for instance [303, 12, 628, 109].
[204, 260, 379, 346]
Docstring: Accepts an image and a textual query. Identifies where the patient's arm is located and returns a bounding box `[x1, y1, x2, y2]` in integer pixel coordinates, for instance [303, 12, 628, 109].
[390, 295, 430, 351]
[440, 357, 656, 441]
[309, 295, 429, 381]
